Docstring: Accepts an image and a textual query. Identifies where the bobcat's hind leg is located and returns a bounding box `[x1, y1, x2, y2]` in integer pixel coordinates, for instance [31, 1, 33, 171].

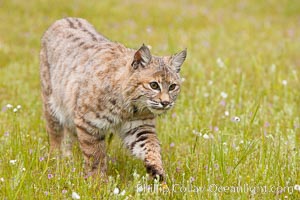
[43, 104, 64, 154]
[40, 48, 63, 154]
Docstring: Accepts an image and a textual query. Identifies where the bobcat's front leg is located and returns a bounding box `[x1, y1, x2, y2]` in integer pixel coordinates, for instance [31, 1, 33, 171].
[121, 120, 165, 181]
[75, 121, 107, 178]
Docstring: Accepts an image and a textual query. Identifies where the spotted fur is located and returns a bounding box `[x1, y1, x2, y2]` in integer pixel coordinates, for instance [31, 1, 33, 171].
[40, 17, 187, 180]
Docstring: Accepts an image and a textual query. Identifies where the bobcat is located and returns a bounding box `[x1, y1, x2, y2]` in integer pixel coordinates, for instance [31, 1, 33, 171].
[40, 17, 186, 180]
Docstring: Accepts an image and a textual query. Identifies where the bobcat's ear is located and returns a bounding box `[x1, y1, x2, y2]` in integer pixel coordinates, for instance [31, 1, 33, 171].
[131, 44, 152, 69]
[169, 49, 187, 73]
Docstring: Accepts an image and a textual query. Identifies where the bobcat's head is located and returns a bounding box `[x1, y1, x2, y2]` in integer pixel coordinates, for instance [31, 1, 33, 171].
[128, 44, 187, 115]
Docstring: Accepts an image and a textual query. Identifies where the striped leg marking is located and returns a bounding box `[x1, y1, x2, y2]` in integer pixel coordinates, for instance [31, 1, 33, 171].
[122, 120, 165, 181]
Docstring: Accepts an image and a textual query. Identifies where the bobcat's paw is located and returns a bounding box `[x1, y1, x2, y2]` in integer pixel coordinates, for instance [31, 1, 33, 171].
[146, 164, 165, 182]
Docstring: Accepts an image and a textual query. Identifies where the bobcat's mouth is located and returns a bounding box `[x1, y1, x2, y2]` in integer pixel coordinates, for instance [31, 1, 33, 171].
[151, 105, 172, 110]
[147, 100, 174, 114]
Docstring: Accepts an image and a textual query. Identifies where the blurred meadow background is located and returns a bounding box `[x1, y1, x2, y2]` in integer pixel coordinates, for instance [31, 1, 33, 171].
[0, 0, 299, 199]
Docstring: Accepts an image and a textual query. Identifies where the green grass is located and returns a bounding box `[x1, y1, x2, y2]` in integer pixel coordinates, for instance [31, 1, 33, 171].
[0, 0, 300, 199]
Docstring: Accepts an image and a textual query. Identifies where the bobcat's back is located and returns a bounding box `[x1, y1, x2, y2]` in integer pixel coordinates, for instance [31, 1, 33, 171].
[40, 18, 132, 130]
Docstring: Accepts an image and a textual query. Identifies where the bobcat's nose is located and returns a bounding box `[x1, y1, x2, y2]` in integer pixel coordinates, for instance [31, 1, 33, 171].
[161, 101, 170, 107]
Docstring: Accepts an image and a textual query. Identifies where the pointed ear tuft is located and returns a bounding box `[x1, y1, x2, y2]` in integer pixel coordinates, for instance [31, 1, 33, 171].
[170, 49, 187, 73]
[131, 44, 152, 69]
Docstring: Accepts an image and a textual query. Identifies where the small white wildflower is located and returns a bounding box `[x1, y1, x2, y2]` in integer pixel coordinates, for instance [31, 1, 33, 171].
[282, 80, 287, 86]
[224, 111, 229, 116]
[208, 80, 213, 85]
[105, 176, 113, 183]
[71, 191, 80, 199]
[181, 77, 186, 82]
[6, 104, 13, 108]
[294, 184, 300, 191]
[22, 167, 26, 171]
[146, 26, 152, 33]
[0, 178, 4, 182]
[10, 160, 17, 165]
[216, 57, 225, 68]
[204, 93, 209, 98]
[220, 92, 228, 99]
[137, 185, 143, 193]
[192, 130, 202, 137]
[223, 142, 227, 145]
[133, 171, 140, 179]
[240, 140, 244, 144]
[16, 105, 21, 109]
[113, 187, 120, 195]
[233, 116, 240, 122]
[203, 134, 210, 139]
[13, 108, 18, 112]
[235, 146, 240, 151]
[120, 190, 126, 196]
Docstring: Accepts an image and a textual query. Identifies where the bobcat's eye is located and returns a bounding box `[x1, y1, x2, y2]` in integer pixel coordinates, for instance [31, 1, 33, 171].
[149, 82, 160, 90]
[169, 84, 176, 91]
